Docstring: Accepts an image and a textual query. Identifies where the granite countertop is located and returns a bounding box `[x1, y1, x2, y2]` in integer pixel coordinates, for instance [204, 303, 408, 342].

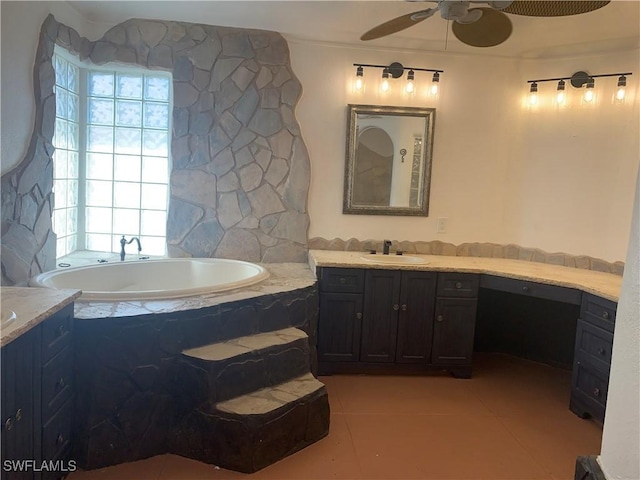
[1, 287, 82, 347]
[74, 262, 316, 319]
[309, 250, 622, 302]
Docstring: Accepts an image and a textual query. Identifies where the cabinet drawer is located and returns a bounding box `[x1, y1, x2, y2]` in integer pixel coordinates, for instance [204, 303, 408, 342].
[42, 397, 73, 461]
[581, 294, 616, 333]
[319, 268, 364, 293]
[571, 361, 608, 419]
[437, 273, 479, 298]
[42, 305, 73, 364]
[42, 347, 73, 422]
[574, 320, 613, 374]
[480, 275, 582, 305]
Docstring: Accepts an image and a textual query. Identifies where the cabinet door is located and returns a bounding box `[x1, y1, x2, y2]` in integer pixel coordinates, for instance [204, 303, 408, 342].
[318, 293, 363, 362]
[396, 271, 437, 364]
[361, 270, 401, 363]
[432, 297, 477, 366]
[1, 328, 39, 480]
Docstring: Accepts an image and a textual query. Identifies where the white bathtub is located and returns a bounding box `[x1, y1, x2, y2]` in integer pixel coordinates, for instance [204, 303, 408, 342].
[30, 258, 270, 301]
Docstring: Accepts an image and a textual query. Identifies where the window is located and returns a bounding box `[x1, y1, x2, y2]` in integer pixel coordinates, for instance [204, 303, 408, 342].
[52, 51, 171, 258]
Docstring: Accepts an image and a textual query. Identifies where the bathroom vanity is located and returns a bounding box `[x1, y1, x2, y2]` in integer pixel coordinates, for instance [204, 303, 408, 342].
[1, 288, 80, 480]
[310, 250, 621, 423]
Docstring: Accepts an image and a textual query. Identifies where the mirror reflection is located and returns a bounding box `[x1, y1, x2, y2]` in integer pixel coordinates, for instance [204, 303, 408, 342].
[344, 104, 435, 216]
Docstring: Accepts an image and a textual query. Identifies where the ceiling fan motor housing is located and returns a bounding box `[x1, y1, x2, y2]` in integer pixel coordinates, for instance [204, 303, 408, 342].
[439, 1, 472, 21]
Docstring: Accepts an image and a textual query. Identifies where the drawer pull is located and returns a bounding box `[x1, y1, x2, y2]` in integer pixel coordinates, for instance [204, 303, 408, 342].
[436, 315, 444, 322]
[339, 277, 346, 285]
[593, 388, 601, 397]
[4, 418, 13, 431]
[401, 304, 407, 311]
[598, 347, 606, 355]
[602, 311, 610, 320]
[455, 282, 462, 289]
[15, 409, 22, 422]
[56, 377, 66, 391]
[57, 324, 66, 337]
[356, 312, 362, 320]
[57, 434, 65, 445]
[393, 304, 399, 311]
[522, 286, 530, 292]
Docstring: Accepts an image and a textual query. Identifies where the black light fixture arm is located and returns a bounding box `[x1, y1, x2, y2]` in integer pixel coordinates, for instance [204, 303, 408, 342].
[527, 71, 632, 87]
[354, 62, 444, 78]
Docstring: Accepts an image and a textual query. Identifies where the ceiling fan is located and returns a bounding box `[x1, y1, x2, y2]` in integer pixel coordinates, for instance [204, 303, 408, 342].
[361, 1, 611, 48]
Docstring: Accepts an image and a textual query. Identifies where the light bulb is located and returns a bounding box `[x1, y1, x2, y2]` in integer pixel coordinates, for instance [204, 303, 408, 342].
[556, 80, 566, 105]
[381, 78, 390, 92]
[354, 66, 364, 92]
[615, 75, 627, 103]
[583, 77, 595, 103]
[584, 89, 594, 103]
[405, 69, 415, 94]
[615, 87, 626, 101]
[430, 72, 440, 97]
[528, 82, 538, 106]
[355, 77, 363, 91]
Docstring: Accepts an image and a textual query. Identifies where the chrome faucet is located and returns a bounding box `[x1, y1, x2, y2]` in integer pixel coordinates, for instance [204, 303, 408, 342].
[120, 235, 142, 261]
[383, 239, 392, 255]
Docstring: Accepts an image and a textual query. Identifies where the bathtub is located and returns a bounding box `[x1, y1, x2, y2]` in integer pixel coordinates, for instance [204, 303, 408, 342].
[30, 258, 270, 301]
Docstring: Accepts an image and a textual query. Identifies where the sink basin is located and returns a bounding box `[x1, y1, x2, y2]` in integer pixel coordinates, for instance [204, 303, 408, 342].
[360, 255, 427, 265]
[1, 310, 17, 328]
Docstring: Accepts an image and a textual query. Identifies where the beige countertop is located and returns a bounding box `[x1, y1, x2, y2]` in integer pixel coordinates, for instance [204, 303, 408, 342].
[309, 250, 622, 302]
[1, 287, 81, 347]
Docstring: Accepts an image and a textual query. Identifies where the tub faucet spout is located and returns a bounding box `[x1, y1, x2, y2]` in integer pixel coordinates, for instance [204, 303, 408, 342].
[383, 239, 392, 255]
[120, 236, 142, 261]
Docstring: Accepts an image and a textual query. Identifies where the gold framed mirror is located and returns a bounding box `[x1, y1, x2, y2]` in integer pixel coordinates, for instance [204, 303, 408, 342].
[343, 104, 436, 216]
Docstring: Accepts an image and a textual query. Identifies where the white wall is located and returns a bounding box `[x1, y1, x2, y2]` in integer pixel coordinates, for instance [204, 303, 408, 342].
[0, 1, 106, 174]
[599, 165, 640, 480]
[290, 39, 639, 262]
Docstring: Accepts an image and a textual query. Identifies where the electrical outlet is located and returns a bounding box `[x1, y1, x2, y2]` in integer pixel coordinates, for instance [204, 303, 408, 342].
[436, 217, 448, 234]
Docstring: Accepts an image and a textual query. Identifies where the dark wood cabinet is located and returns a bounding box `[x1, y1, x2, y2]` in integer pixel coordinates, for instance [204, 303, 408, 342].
[317, 267, 469, 376]
[1, 328, 40, 480]
[570, 294, 616, 423]
[360, 270, 401, 363]
[1, 303, 75, 480]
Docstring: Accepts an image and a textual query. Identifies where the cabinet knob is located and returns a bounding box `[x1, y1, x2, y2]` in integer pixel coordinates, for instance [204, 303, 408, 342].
[602, 311, 610, 320]
[593, 388, 601, 397]
[356, 312, 362, 320]
[455, 282, 462, 289]
[393, 304, 399, 311]
[598, 347, 606, 355]
[56, 377, 66, 391]
[57, 324, 66, 337]
[522, 286, 530, 292]
[339, 277, 346, 285]
[15, 409, 22, 422]
[401, 304, 407, 311]
[57, 434, 65, 445]
[436, 315, 444, 322]
[4, 418, 13, 431]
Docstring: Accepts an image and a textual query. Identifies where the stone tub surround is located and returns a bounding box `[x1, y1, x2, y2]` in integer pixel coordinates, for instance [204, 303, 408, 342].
[1, 15, 311, 287]
[309, 238, 625, 276]
[309, 250, 622, 302]
[73, 262, 315, 319]
[73, 279, 321, 470]
[0, 286, 81, 346]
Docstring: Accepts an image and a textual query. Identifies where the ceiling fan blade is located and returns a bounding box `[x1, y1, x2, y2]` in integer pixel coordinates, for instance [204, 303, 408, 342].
[502, 1, 610, 16]
[451, 8, 512, 47]
[361, 9, 437, 41]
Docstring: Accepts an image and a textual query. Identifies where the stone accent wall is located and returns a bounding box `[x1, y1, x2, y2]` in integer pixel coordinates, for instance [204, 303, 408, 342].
[1, 15, 310, 285]
[309, 237, 625, 276]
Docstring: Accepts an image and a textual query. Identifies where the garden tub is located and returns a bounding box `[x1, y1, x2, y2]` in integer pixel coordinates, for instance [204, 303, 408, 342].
[30, 258, 270, 301]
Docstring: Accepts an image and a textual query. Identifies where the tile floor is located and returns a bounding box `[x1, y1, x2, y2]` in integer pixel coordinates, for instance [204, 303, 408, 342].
[68, 353, 602, 480]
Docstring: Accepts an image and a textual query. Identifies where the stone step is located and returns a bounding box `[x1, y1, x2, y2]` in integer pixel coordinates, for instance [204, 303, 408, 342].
[178, 327, 311, 405]
[171, 373, 330, 473]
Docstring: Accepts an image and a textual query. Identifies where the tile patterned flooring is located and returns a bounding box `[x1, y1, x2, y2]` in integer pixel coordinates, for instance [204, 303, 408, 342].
[68, 354, 602, 480]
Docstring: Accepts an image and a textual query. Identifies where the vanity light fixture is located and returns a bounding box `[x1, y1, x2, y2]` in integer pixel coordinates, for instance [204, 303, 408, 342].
[525, 70, 633, 107]
[353, 62, 444, 96]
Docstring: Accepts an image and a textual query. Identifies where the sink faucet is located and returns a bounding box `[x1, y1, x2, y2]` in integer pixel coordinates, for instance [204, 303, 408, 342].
[383, 239, 392, 255]
[120, 235, 142, 261]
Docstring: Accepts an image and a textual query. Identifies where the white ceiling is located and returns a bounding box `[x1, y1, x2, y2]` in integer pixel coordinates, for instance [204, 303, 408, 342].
[67, 0, 640, 58]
